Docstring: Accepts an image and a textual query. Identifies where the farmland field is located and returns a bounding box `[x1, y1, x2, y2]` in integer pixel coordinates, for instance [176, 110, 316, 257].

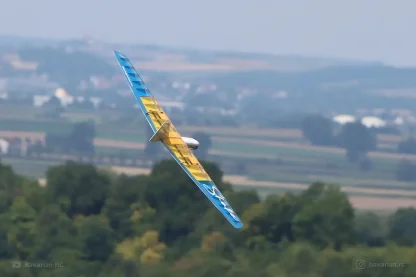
[1, 120, 415, 188]
[1, 112, 416, 211]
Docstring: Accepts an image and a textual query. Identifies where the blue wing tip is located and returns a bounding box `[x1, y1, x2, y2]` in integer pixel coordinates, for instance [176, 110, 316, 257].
[113, 50, 126, 59]
[235, 223, 244, 229]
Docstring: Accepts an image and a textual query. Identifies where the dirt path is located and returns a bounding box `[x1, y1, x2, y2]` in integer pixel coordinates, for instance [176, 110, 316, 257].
[225, 176, 415, 210]
[94, 139, 145, 149]
[108, 166, 151, 175]
[348, 197, 415, 210]
[0, 131, 44, 139]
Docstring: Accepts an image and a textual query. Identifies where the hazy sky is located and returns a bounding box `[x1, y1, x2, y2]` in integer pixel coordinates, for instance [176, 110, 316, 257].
[1, 0, 415, 66]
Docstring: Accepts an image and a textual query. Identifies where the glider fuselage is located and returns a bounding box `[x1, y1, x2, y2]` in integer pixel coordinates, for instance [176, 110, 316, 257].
[182, 136, 199, 150]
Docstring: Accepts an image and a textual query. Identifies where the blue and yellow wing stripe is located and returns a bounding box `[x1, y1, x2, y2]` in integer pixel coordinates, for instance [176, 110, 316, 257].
[114, 51, 243, 229]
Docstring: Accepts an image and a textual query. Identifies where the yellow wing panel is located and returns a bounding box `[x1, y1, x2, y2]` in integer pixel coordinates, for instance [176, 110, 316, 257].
[140, 97, 170, 129]
[114, 50, 242, 229]
[140, 96, 211, 181]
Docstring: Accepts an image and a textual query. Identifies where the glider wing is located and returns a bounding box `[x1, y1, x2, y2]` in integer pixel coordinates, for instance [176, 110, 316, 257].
[114, 51, 243, 229]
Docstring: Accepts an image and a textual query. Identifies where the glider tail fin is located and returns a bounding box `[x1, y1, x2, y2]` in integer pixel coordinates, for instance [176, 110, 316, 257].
[149, 121, 171, 142]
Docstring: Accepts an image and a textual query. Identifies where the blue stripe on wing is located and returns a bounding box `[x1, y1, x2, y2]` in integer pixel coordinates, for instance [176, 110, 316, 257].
[113, 50, 157, 132]
[198, 180, 243, 229]
[163, 146, 243, 229]
[114, 50, 243, 229]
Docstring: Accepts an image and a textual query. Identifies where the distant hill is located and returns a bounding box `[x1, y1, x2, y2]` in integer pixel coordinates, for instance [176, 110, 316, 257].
[209, 65, 416, 90]
[0, 35, 381, 72]
[205, 64, 416, 114]
[99, 43, 382, 72]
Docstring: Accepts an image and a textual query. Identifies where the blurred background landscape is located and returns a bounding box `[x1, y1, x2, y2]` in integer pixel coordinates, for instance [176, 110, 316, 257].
[0, 35, 415, 276]
[1, 36, 416, 209]
[1, 1, 416, 276]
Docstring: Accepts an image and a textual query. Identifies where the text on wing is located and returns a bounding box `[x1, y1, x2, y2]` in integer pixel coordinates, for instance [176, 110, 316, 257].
[203, 184, 240, 221]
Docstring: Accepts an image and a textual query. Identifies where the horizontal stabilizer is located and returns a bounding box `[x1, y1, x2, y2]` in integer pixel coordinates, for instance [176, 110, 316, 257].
[149, 121, 171, 142]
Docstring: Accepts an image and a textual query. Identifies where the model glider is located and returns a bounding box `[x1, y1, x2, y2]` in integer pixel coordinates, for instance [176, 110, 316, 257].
[113, 51, 243, 229]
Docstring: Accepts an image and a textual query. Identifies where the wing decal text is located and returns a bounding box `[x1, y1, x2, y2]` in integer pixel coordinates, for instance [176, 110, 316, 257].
[203, 184, 240, 221]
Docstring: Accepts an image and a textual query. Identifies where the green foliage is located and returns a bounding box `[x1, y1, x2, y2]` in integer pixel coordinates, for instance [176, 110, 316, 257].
[300, 115, 379, 166]
[69, 121, 96, 154]
[44, 121, 96, 155]
[33, 204, 81, 261]
[45, 161, 110, 217]
[388, 208, 416, 246]
[146, 160, 230, 246]
[0, 158, 414, 276]
[0, 163, 24, 213]
[8, 196, 37, 259]
[355, 211, 387, 246]
[337, 122, 377, 163]
[301, 114, 334, 146]
[293, 182, 355, 250]
[103, 174, 148, 239]
[75, 215, 115, 262]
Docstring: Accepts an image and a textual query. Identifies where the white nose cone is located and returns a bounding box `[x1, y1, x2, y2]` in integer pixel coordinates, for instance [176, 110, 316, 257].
[182, 137, 199, 150]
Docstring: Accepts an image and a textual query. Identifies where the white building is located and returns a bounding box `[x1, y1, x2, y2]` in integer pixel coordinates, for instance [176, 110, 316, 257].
[333, 114, 356, 125]
[361, 116, 386, 128]
[0, 138, 9, 154]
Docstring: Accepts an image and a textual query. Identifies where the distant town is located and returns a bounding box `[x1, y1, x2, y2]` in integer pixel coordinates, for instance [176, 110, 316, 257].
[1, 36, 416, 134]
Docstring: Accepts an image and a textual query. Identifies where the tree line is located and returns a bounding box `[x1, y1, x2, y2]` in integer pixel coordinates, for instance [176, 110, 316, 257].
[301, 114, 416, 181]
[0, 159, 414, 276]
[6, 116, 416, 182]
